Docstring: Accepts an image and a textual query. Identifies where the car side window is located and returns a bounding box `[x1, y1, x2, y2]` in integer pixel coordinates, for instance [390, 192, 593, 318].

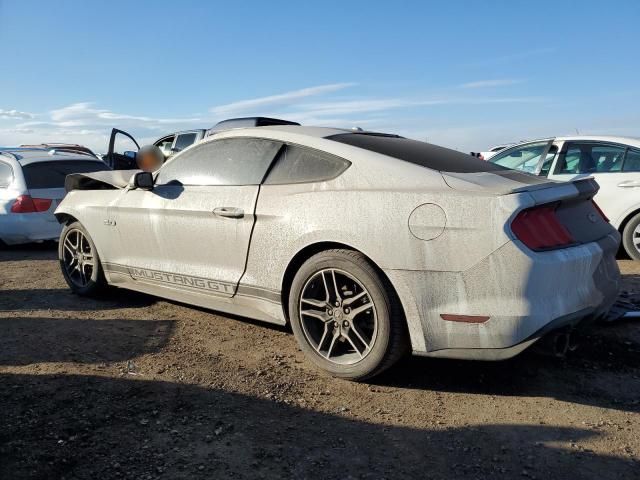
[623, 148, 640, 172]
[173, 133, 198, 153]
[156, 138, 282, 186]
[557, 143, 626, 174]
[0, 162, 13, 188]
[263, 144, 351, 185]
[489, 142, 549, 174]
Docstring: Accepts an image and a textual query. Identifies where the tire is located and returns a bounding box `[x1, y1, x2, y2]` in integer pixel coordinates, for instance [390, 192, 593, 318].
[288, 249, 408, 381]
[59, 221, 107, 296]
[622, 212, 640, 261]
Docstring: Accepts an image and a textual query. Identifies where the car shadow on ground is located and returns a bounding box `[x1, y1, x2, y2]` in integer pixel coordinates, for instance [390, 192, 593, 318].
[0, 287, 157, 312]
[0, 316, 174, 366]
[0, 373, 637, 480]
[372, 319, 640, 415]
[0, 242, 58, 262]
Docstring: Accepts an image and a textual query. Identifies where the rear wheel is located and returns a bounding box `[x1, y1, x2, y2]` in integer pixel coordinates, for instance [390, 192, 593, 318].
[289, 249, 408, 381]
[59, 221, 107, 296]
[622, 212, 640, 261]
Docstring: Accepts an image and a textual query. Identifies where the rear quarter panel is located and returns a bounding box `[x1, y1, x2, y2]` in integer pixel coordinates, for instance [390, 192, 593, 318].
[241, 157, 526, 294]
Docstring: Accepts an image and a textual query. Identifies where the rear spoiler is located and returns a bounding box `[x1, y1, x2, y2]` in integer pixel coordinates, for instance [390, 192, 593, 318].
[518, 177, 599, 206]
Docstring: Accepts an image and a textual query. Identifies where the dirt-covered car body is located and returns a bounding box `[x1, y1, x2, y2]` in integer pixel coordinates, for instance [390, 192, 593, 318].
[55, 126, 621, 361]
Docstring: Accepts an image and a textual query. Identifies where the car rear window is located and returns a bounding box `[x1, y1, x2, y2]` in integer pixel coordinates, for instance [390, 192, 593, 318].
[22, 161, 109, 189]
[327, 133, 508, 173]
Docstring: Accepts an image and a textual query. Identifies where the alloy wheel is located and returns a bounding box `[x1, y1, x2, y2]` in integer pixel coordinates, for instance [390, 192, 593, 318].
[633, 224, 640, 255]
[299, 268, 378, 365]
[62, 229, 95, 288]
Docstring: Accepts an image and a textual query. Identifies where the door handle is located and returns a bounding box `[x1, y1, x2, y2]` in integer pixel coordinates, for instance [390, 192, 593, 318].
[617, 181, 640, 188]
[213, 207, 244, 218]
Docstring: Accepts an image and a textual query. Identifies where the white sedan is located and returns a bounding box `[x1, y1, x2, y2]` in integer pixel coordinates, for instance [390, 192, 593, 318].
[489, 136, 640, 260]
[54, 124, 620, 380]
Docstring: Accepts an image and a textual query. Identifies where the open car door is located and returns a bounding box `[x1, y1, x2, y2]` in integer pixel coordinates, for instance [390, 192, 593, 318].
[106, 128, 140, 170]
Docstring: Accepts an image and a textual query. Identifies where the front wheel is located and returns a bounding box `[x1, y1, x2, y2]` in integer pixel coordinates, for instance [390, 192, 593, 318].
[289, 249, 408, 381]
[622, 212, 640, 261]
[59, 221, 107, 296]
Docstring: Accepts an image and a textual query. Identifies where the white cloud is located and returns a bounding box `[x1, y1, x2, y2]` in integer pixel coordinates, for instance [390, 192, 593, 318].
[459, 79, 523, 89]
[0, 109, 35, 120]
[0, 102, 204, 151]
[50, 102, 201, 127]
[0, 81, 548, 153]
[210, 83, 357, 116]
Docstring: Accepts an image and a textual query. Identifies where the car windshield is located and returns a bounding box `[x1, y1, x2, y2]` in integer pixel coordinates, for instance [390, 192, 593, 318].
[327, 133, 508, 173]
[22, 160, 109, 189]
[489, 142, 550, 172]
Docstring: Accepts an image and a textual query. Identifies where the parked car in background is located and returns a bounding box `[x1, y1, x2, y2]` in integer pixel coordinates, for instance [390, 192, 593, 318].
[105, 117, 301, 169]
[480, 143, 517, 160]
[489, 136, 640, 260]
[55, 123, 619, 380]
[19, 143, 100, 159]
[104, 129, 206, 170]
[0, 147, 109, 245]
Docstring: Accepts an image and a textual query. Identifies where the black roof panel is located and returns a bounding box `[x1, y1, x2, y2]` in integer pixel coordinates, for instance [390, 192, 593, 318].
[327, 133, 508, 174]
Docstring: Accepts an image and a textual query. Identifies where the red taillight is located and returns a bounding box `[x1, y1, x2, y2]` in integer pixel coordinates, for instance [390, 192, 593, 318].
[10, 195, 52, 213]
[511, 204, 575, 251]
[592, 200, 609, 223]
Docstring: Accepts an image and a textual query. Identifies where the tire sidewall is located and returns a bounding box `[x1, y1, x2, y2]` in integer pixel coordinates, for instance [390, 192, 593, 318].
[622, 213, 640, 261]
[289, 251, 393, 379]
[59, 221, 104, 295]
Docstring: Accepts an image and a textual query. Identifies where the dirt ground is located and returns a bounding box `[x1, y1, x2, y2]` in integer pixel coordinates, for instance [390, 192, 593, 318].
[0, 244, 639, 480]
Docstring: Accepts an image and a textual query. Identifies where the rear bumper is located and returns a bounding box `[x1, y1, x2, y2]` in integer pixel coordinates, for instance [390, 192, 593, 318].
[385, 231, 621, 360]
[0, 213, 62, 245]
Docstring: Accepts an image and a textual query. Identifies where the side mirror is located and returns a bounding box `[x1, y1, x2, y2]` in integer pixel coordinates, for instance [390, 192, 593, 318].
[133, 171, 154, 191]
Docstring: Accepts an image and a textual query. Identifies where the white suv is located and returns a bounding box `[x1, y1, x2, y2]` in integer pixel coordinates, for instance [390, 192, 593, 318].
[489, 136, 640, 259]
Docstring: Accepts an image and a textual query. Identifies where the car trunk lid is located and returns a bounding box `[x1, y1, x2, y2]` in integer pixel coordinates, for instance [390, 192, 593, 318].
[443, 170, 613, 247]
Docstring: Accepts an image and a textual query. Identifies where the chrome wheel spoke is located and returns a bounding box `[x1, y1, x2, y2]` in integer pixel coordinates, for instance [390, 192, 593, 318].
[66, 257, 77, 270]
[315, 326, 330, 353]
[321, 271, 331, 303]
[348, 301, 374, 318]
[349, 323, 371, 352]
[301, 297, 327, 308]
[326, 333, 339, 359]
[301, 309, 332, 323]
[344, 333, 364, 359]
[330, 269, 342, 303]
[63, 240, 75, 256]
[342, 290, 367, 307]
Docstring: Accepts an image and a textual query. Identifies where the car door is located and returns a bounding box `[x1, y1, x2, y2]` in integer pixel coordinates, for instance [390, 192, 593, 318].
[106, 129, 140, 170]
[106, 136, 282, 297]
[547, 141, 640, 225]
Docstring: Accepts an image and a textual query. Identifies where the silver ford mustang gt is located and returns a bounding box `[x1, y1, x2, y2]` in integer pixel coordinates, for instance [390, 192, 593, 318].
[55, 125, 621, 380]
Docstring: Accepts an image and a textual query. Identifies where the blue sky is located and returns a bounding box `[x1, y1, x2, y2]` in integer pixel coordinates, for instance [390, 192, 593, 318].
[1, 0, 639, 152]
